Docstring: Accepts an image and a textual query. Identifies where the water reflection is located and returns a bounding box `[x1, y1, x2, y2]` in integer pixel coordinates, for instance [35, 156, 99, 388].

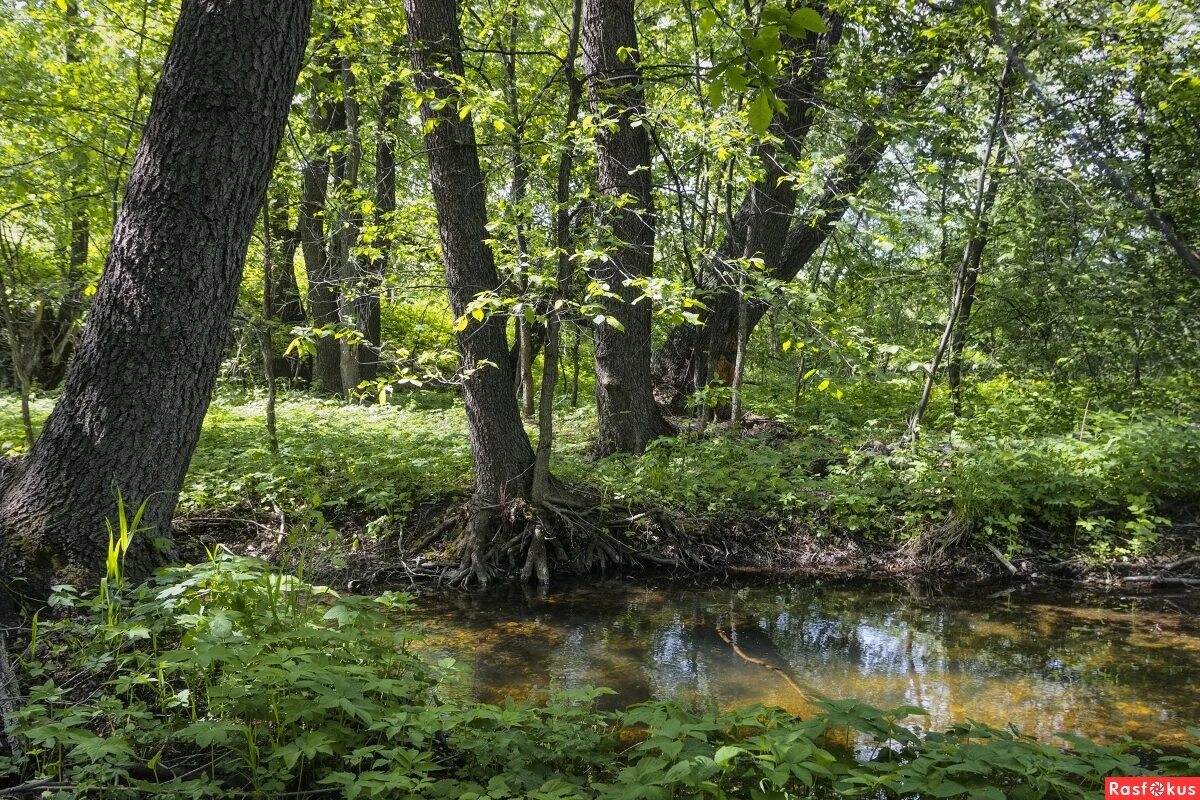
[410, 579, 1200, 743]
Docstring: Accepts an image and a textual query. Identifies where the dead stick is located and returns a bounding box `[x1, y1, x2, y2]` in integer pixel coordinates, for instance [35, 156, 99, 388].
[984, 542, 1018, 575]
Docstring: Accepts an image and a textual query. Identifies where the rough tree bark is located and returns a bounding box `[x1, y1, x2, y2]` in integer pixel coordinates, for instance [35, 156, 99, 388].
[405, 0, 536, 584]
[0, 0, 312, 616]
[582, 0, 673, 455]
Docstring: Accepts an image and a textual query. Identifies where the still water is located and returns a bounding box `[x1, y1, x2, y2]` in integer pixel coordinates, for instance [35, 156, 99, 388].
[410, 578, 1200, 744]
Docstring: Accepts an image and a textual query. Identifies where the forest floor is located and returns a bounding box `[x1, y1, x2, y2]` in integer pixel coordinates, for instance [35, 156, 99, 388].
[2, 377, 1198, 593]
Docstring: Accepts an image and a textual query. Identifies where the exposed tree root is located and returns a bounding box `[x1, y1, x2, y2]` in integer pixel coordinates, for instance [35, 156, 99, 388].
[430, 482, 703, 589]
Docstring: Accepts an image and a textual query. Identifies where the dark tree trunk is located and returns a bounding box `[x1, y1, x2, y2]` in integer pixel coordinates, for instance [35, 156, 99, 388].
[266, 193, 307, 327]
[406, 0, 536, 583]
[298, 75, 344, 396]
[652, 31, 940, 412]
[947, 265, 979, 416]
[0, 0, 312, 615]
[583, 0, 673, 455]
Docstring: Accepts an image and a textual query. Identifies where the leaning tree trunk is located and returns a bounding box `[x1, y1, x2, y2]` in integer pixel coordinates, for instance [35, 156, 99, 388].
[947, 262, 979, 417]
[0, 0, 312, 616]
[583, 0, 673, 455]
[406, 0, 536, 584]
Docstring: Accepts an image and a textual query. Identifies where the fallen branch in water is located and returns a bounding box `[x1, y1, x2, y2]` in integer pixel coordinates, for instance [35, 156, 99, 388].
[715, 624, 816, 702]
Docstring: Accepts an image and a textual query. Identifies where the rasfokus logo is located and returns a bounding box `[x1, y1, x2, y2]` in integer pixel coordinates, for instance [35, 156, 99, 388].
[1106, 778, 1200, 798]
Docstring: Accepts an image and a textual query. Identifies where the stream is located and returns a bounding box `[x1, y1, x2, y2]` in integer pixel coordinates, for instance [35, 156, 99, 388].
[408, 578, 1200, 744]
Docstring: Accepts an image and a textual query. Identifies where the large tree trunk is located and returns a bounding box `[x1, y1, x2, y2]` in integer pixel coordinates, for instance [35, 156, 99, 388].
[0, 0, 312, 615]
[406, 0, 536, 584]
[298, 75, 344, 396]
[582, 0, 673, 455]
[652, 29, 940, 412]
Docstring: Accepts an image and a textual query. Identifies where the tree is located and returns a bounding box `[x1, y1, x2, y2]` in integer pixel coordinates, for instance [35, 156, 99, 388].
[651, 10, 946, 412]
[582, 0, 673, 455]
[908, 60, 1013, 438]
[298, 64, 347, 397]
[0, 0, 312, 614]
[405, 0, 537, 585]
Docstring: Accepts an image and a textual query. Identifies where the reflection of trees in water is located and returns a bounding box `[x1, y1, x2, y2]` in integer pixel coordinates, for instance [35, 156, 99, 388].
[416, 580, 1200, 741]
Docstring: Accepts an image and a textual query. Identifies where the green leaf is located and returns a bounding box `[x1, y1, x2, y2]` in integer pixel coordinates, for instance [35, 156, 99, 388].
[749, 90, 773, 134]
[790, 7, 827, 33]
[714, 745, 746, 766]
[706, 78, 725, 108]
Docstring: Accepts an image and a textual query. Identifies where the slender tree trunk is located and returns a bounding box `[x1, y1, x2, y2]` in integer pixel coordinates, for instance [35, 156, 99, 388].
[0, 248, 38, 451]
[571, 323, 581, 407]
[333, 53, 364, 398]
[501, 14, 537, 421]
[0, 0, 311, 614]
[533, 0, 584, 502]
[908, 62, 1011, 439]
[266, 193, 306, 327]
[406, 0, 536, 584]
[583, 0, 673, 455]
[729, 183, 761, 424]
[299, 76, 344, 396]
[363, 49, 402, 382]
[260, 204, 279, 453]
[946, 264, 978, 416]
[38, 0, 89, 389]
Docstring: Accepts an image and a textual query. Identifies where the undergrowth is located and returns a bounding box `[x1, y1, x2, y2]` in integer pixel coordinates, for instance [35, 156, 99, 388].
[1, 375, 1197, 568]
[3, 555, 1198, 799]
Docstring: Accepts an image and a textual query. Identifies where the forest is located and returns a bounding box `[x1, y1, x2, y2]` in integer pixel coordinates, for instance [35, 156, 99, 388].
[0, 0, 1198, 796]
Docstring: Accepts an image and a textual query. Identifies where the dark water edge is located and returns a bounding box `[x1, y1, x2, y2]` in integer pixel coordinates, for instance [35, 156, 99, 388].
[400, 575, 1200, 745]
